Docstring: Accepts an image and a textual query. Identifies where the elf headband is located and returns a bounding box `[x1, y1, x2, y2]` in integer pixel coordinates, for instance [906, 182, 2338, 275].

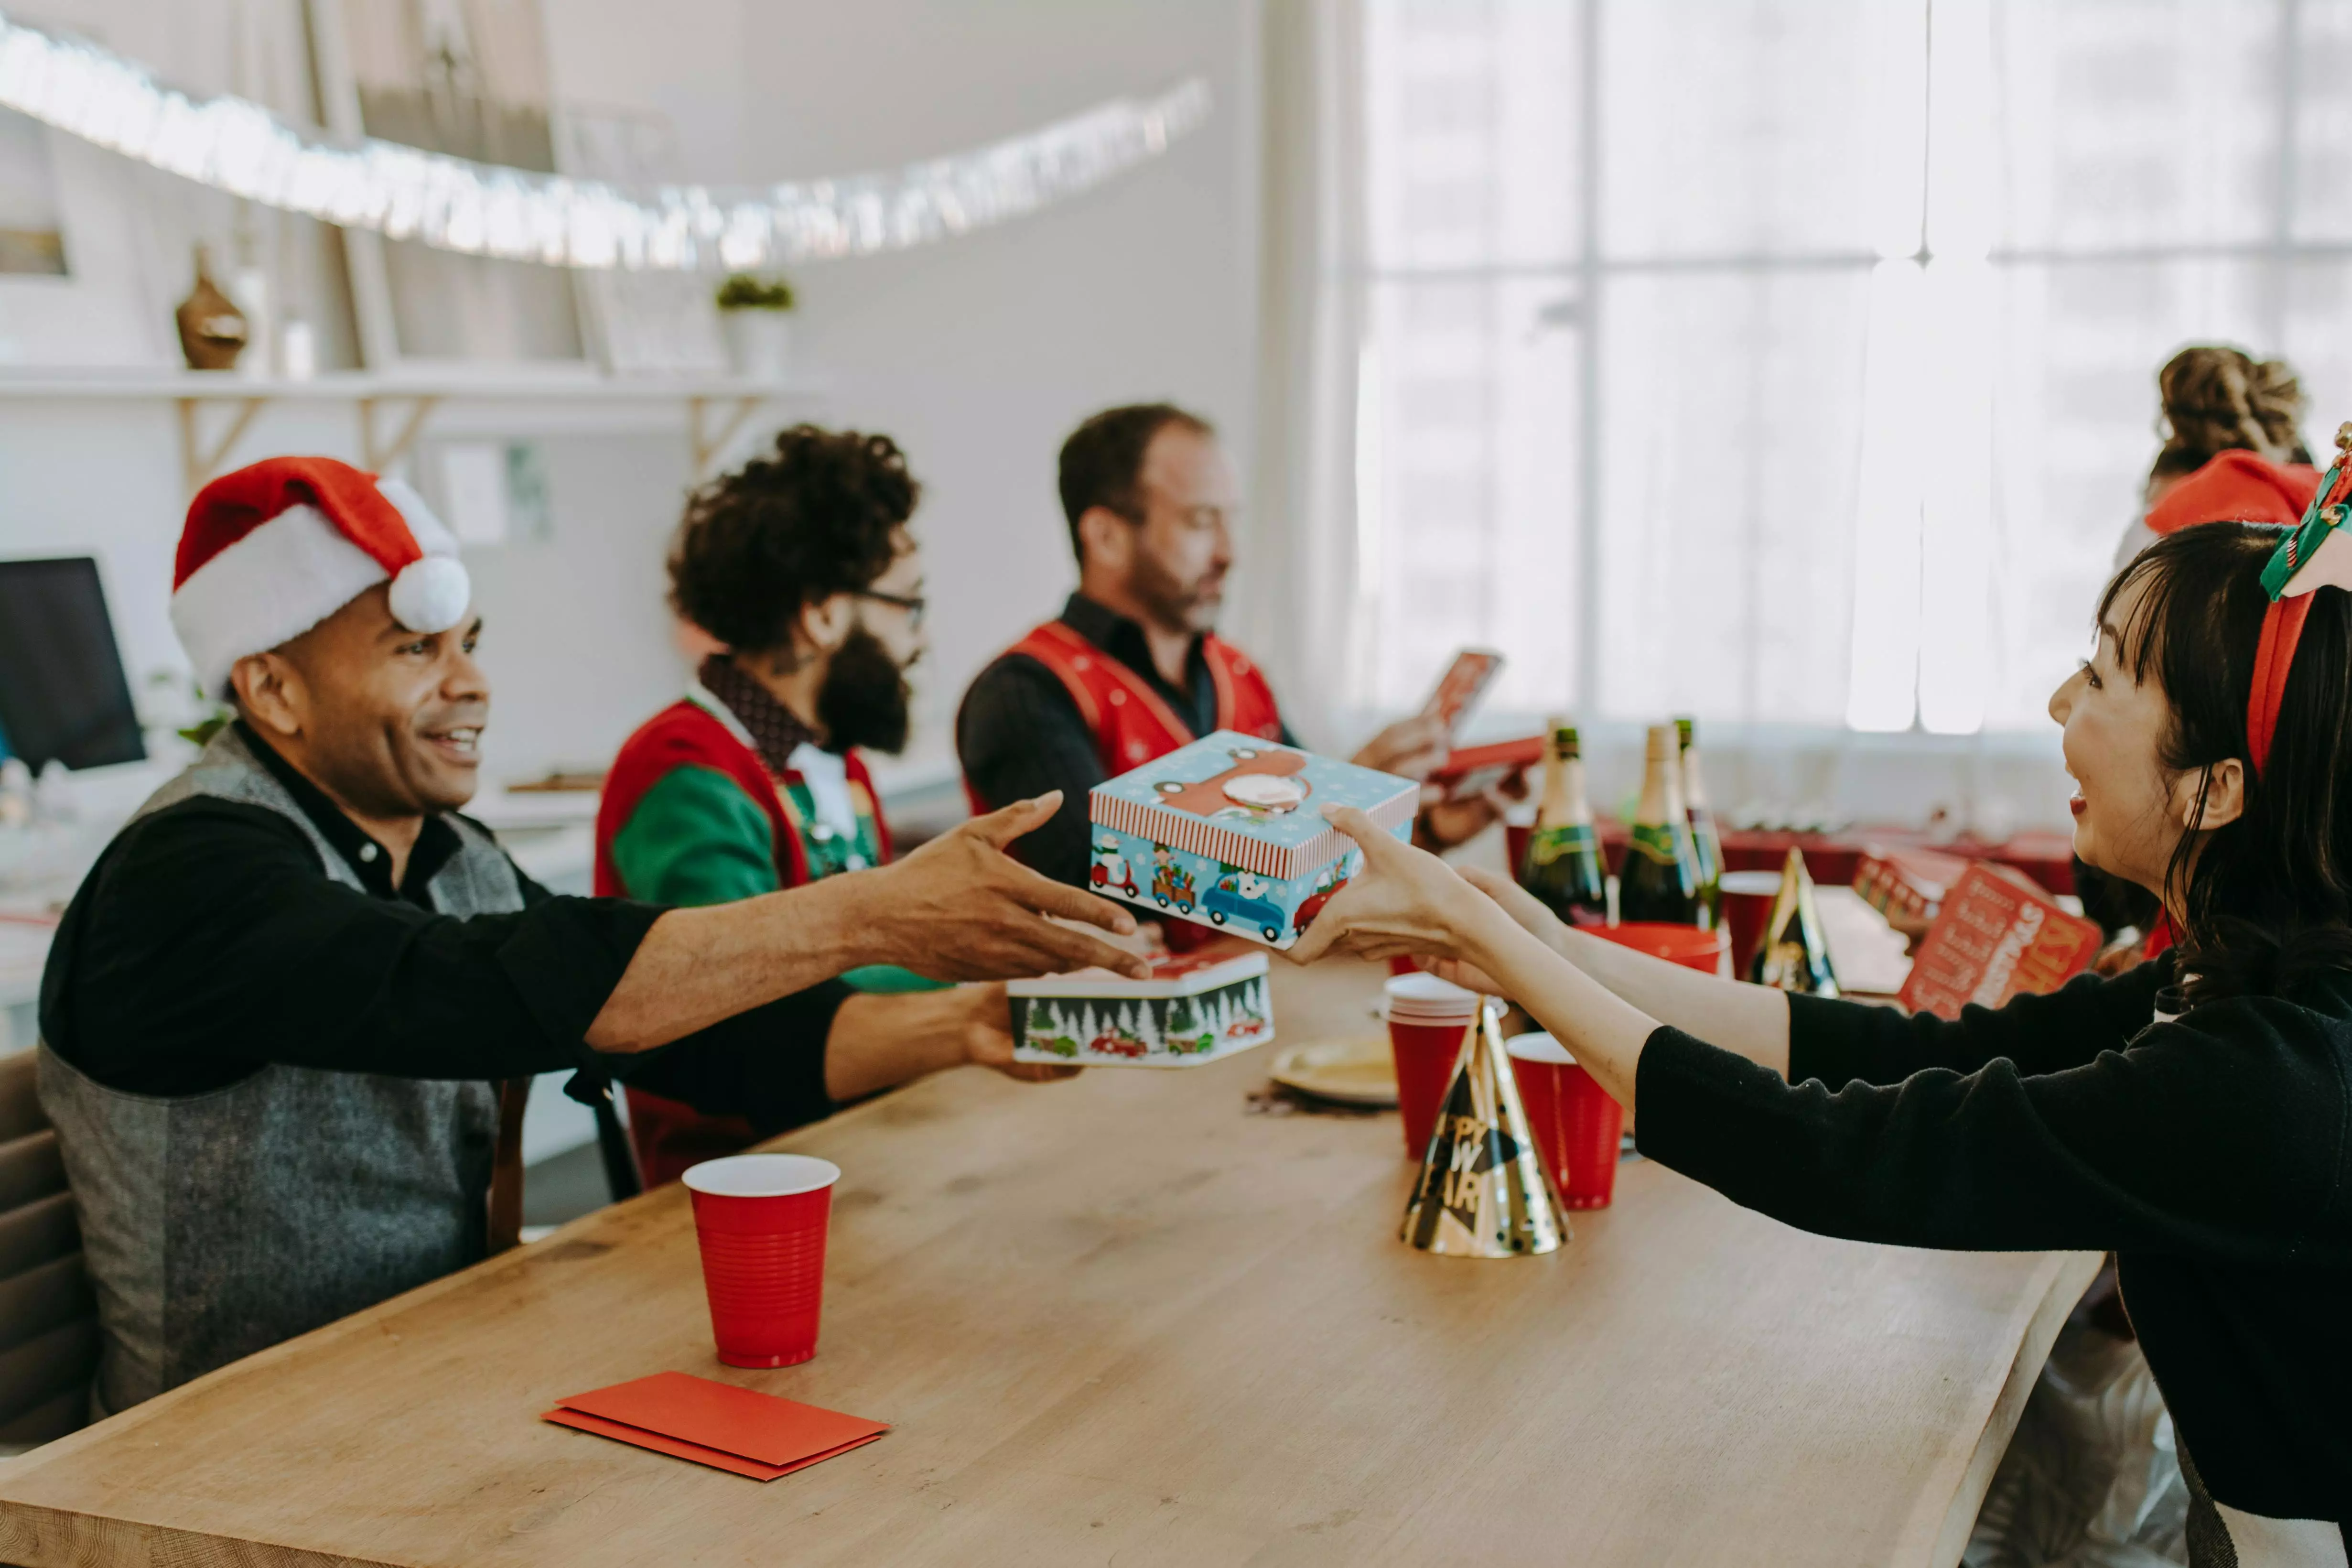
[2248, 422, 2352, 780]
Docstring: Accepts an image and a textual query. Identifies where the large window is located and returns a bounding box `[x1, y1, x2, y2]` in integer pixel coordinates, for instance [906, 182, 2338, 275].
[1354, 0, 2352, 733]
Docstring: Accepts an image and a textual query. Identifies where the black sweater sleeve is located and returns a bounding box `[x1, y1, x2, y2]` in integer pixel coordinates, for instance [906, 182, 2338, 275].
[955, 652, 1105, 888]
[44, 799, 844, 1133]
[1786, 960, 2172, 1089]
[1634, 990, 2352, 1264]
[613, 983, 846, 1135]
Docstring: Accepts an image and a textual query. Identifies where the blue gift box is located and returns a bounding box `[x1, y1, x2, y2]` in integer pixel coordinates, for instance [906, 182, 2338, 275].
[1085, 730, 1418, 949]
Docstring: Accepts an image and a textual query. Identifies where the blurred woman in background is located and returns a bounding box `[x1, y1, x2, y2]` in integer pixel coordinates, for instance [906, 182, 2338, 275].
[2115, 345, 2313, 569]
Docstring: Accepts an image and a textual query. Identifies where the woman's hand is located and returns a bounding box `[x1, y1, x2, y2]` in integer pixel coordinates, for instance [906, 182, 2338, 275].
[1286, 807, 1510, 967]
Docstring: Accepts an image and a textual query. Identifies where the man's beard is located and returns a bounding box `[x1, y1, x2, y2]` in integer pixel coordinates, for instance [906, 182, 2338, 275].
[817, 626, 913, 755]
[1133, 551, 1224, 633]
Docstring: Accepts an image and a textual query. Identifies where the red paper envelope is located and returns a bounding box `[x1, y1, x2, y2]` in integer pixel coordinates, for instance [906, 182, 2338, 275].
[542, 1371, 888, 1481]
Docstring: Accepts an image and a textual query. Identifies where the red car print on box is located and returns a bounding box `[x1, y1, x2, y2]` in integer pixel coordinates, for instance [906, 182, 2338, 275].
[1087, 1030, 1150, 1060]
[1291, 863, 1352, 934]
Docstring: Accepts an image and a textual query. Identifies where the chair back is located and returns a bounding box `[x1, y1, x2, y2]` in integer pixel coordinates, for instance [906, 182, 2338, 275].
[0, 1049, 95, 1449]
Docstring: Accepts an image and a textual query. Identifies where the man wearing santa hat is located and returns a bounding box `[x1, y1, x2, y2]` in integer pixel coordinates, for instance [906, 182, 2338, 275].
[37, 456, 1143, 1420]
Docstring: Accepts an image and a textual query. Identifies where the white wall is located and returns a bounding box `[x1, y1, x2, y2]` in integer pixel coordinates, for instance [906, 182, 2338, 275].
[0, 0, 1263, 794]
[549, 0, 1263, 758]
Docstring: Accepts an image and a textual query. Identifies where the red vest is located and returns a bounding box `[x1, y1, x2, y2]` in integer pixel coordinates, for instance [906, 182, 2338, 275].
[594, 699, 891, 898]
[967, 620, 1285, 814]
[595, 697, 892, 1187]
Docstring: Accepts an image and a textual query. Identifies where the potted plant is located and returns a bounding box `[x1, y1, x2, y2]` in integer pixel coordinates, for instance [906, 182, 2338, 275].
[714, 272, 795, 382]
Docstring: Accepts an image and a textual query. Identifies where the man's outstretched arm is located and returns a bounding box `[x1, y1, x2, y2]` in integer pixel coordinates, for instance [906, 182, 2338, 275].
[584, 791, 1143, 1052]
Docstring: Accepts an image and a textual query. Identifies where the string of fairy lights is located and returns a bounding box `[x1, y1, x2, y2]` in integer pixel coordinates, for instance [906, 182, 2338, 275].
[0, 10, 1209, 272]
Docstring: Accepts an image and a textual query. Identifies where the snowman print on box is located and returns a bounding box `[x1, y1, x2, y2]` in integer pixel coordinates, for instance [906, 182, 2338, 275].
[1086, 731, 1419, 950]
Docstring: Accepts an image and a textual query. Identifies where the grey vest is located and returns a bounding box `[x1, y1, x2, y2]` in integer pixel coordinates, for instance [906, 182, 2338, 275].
[38, 727, 526, 1417]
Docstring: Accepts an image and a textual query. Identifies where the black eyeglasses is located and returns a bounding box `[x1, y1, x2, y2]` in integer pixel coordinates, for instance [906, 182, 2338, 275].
[855, 589, 926, 629]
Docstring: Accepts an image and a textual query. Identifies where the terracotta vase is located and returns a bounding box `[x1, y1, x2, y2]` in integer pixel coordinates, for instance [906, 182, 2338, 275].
[175, 246, 248, 372]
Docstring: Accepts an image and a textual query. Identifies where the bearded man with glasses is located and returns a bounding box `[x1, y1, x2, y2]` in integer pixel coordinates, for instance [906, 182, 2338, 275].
[598, 425, 1061, 1187]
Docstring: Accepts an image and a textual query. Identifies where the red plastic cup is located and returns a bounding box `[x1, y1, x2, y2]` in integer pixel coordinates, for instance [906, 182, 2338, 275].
[1718, 870, 1783, 979]
[1506, 1031, 1625, 1209]
[1502, 804, 1536, 885]
[1595, 920, 1729, 974]
[1383, 973, 1483, 1159]
[682, 1153, 842, 1368]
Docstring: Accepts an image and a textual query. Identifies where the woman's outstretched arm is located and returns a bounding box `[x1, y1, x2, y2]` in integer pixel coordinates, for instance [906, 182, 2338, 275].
[1286, 808, 1754, 1112]
[1451, 866, 1791, 1074]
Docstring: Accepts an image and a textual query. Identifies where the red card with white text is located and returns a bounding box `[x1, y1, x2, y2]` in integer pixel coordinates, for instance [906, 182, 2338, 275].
[1897, 863, 2100, 1020]
[542, 1371, 888, 1481]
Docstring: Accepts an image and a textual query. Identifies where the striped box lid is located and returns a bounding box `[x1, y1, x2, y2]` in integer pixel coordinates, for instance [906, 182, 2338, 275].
[1088, 731, 1418, 882]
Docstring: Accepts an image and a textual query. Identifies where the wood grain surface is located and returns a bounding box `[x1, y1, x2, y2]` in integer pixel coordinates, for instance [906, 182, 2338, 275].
[0, 958, 2096, 1567]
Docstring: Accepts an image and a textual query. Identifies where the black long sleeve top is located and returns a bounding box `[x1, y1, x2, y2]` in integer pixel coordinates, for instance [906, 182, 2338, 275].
[39, 724, 843, 1138]
[956, 593, 1295, 888]
[1635, 956, 2352, 1526]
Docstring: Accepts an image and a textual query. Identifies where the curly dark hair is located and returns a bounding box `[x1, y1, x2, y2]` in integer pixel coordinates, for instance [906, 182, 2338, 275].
[669, 425, 919, 657]
[1057, 402, 1215, 562]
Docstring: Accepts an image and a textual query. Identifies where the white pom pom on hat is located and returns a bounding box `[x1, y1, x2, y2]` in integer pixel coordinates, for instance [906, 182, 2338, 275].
[169, 458, 472, 695]
[387, 553, 471, 634]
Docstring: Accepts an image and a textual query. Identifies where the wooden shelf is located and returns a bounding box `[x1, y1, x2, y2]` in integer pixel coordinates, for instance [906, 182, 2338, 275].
[0, 369, 826, 491]
[0, 369, 825, 400]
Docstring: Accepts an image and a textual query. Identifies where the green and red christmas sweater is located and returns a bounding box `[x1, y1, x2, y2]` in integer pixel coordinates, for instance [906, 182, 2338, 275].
[595, 664, 937, 1184]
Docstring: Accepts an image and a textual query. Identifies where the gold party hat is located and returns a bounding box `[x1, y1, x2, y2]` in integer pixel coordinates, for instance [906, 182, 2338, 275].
[1401, 1002, 1568, 1257]
[1749, 846, 1840, 995]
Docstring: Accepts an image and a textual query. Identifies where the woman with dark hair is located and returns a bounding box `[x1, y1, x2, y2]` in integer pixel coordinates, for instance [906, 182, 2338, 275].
[1293, 441, 2352, 1555]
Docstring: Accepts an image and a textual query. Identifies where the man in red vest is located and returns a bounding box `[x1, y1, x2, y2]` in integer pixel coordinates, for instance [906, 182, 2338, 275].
[958, 403, 1495, 888]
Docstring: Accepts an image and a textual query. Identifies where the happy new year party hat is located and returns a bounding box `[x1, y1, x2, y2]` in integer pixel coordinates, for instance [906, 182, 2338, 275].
[1749, 846, 1840, 996]
[1401, 1001, 1567, 1258]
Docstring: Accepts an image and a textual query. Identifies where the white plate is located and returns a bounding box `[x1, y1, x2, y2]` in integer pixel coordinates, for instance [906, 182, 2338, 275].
[1268, 1036, 1397, 1107]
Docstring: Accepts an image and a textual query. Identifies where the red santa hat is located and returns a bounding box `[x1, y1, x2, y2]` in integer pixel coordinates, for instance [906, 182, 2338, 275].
[2145, 449, 2321, 536]
[171, 456, 471, 695]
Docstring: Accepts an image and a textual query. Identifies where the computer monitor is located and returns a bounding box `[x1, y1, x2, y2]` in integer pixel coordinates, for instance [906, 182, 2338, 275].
[0, 556, 145, 772]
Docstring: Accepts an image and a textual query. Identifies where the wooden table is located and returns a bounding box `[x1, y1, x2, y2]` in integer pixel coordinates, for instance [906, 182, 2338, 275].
[0, 960, 2095, 1567]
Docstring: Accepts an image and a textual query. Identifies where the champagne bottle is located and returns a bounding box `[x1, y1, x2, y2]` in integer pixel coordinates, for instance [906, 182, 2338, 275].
[1675, 715, 1723, 928]
[1618, 724, 1702, 925]
[1519, 719, 1607, 926]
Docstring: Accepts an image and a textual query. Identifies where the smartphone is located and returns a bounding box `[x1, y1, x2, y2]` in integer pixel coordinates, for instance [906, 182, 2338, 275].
[1418, 649, 1505, 741]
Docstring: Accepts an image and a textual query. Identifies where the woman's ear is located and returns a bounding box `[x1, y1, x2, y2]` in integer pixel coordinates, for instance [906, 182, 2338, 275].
[2179, 757, 2248, 834]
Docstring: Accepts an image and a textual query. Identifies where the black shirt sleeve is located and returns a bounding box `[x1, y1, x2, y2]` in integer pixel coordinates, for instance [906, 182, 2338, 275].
[1633, 988, 2352, 1262]
[41, 798, 844, 1133]
[1785, 959, 2172, 1089]
[617, 982, 846, 1136]
[955, 652, 1105, 888]
[506, 863, 843, 1135]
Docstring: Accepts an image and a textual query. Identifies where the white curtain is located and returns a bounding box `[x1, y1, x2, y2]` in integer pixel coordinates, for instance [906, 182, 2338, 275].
[1240, 0, 1368, 755]
[1259, 0, 2352, 778]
